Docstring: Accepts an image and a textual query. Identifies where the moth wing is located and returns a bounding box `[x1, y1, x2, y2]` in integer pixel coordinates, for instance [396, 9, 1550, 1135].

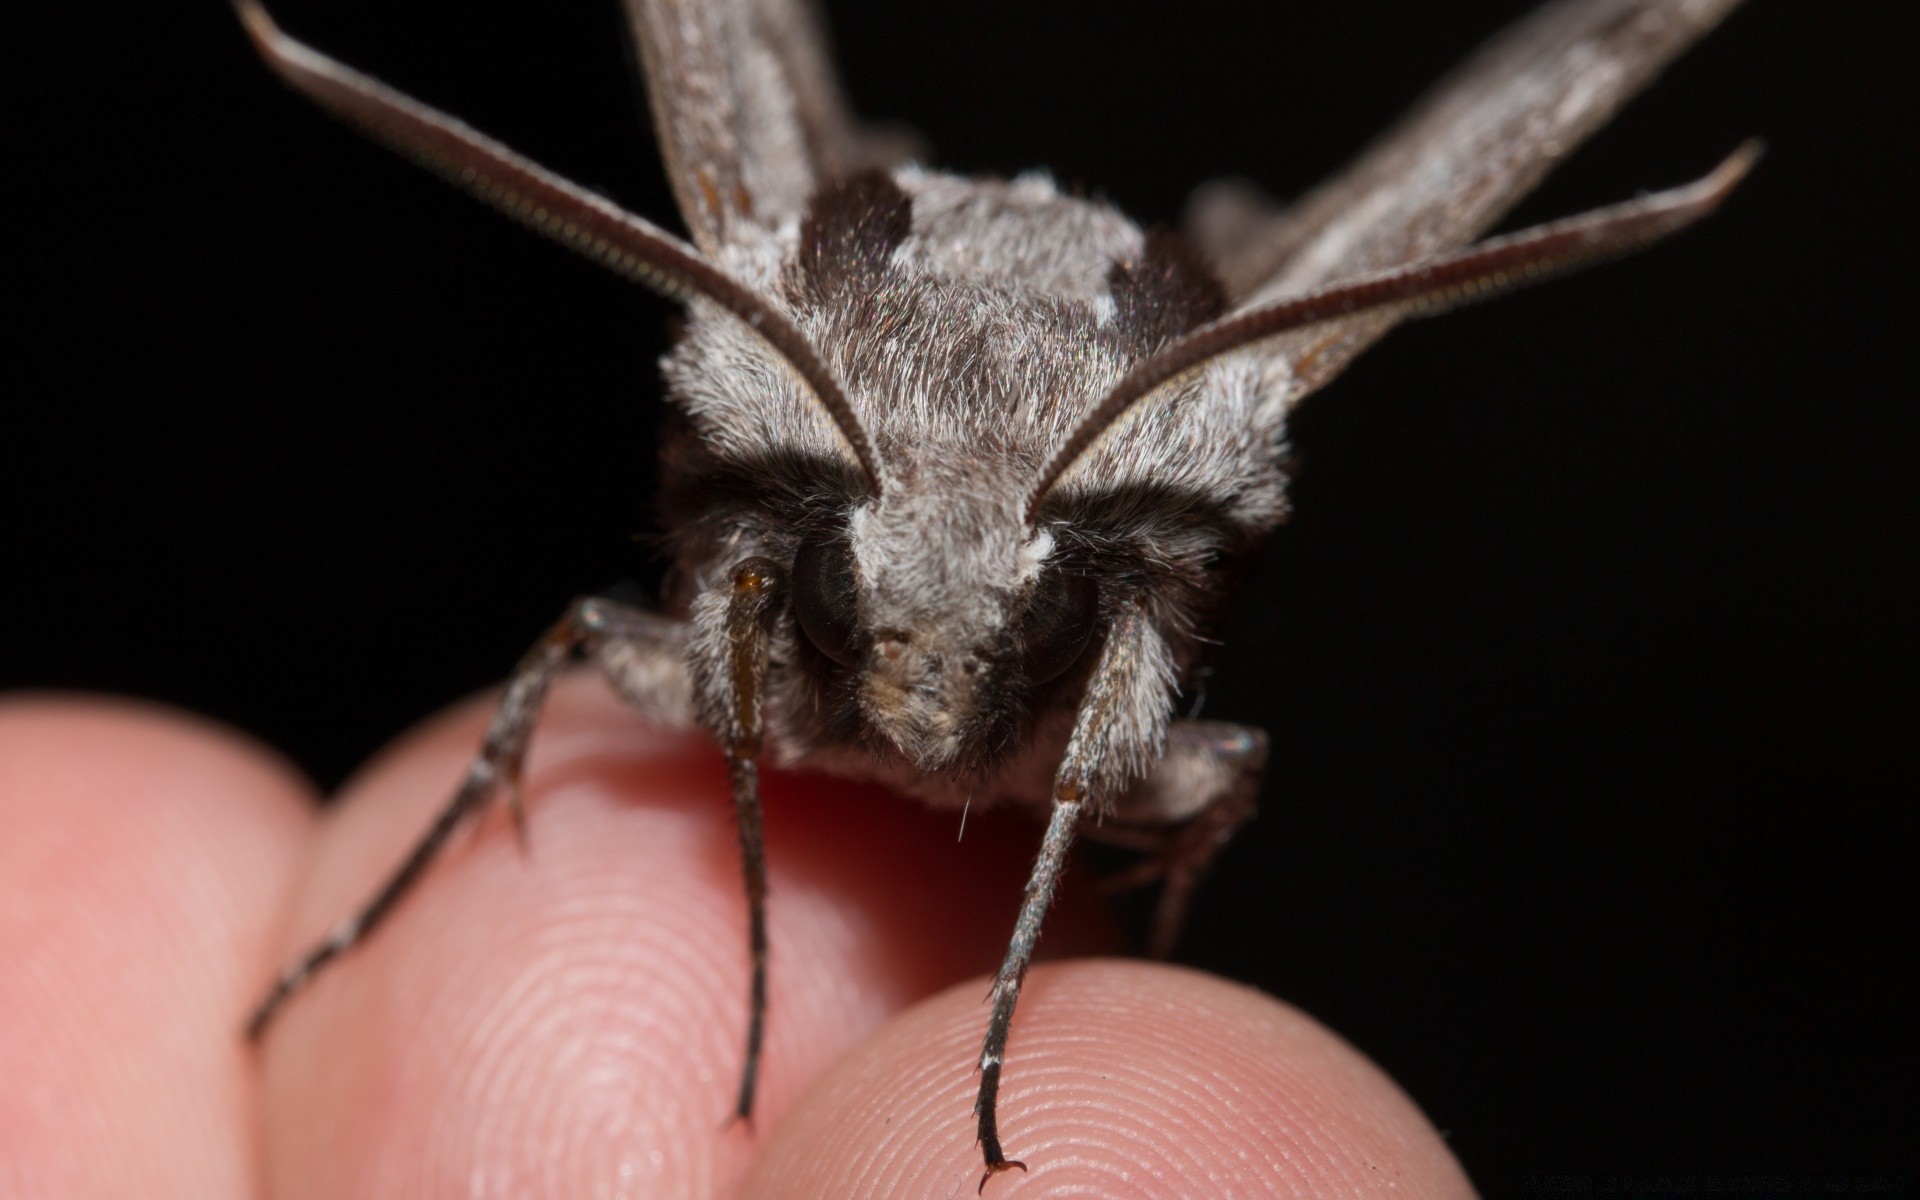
[623, 0, 917, 255]
[1186, 0, 1746, 403]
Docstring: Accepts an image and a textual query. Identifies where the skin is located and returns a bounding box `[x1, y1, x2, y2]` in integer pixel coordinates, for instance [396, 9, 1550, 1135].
[0, 679, 1476, 1198]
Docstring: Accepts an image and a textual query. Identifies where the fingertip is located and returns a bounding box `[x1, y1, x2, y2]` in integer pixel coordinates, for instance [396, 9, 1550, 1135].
[0, 694, 317, 1199]
[743, 960, 1476, 1199]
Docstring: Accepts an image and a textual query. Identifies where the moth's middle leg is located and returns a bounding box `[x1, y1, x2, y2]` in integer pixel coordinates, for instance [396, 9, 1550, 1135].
[1087, 719, 1267, 958]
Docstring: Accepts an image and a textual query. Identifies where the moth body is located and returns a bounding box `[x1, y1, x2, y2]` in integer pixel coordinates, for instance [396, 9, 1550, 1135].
[666, 166, 1286, 809]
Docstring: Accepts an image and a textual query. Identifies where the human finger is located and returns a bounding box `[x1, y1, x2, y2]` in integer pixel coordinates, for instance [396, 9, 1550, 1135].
[0, 696, 316, 1199]
[253, 673, 1113, 1198]
[741, 959, 1477, 1199]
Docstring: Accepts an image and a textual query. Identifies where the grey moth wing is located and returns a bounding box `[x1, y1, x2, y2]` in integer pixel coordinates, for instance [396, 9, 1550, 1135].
[1186, 0, 1747, 404]
[620, 0, 917, 252]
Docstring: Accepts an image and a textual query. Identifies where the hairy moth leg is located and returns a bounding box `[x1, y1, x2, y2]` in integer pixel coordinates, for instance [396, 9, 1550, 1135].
[1091, 720, 1267, 959]
[975, 600, 1163, 1187]
[716, 558, 787, 1124]
[245, 596, 683, 1040]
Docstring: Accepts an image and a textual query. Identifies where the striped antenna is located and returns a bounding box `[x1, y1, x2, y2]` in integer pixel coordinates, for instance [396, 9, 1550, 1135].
[1026, 142, 1761, 522]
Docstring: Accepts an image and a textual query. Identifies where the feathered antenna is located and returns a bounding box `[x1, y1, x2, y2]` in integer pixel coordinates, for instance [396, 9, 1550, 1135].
[234, 1, 886, 497]
[1026, 141, 1762, 523]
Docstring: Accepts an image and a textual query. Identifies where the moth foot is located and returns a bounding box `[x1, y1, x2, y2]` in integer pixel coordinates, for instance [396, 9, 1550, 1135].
[977, 1156, 1027, 1193]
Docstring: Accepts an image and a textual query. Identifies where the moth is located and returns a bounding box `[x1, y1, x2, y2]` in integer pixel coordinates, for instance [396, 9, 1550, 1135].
[237, 0, 1754, 1183]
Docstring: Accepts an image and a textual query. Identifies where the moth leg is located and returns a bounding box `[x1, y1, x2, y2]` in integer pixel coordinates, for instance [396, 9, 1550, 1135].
[974, 791, 1079, 1187]
[244, 595, 681, 1041]
[975, 602, 1160, 1188]
[589, 605, 697, 731]
[1088, 720, 1267, 960]
[715, 558, 787, 1125]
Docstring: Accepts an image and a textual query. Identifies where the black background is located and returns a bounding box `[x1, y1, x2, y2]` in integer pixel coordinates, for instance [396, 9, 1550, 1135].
[11, 0, 1914, 1190]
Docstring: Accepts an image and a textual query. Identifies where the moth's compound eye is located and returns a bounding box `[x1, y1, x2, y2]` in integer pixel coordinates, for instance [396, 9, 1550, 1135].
[792, 537, 860, 667]
[1018, 566, 1098, 685]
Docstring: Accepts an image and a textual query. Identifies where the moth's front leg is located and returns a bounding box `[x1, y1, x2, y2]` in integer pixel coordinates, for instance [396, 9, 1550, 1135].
[245, 595, 690, 1040]
[975, 600, 1171, 1186]
[1091, 719, 1267, 959]
[699, 558, 788, 1126]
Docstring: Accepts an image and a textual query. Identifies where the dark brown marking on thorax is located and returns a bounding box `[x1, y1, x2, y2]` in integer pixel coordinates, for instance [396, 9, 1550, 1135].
[1107, 230, 1226, 353]
[793, 170, 914, 304]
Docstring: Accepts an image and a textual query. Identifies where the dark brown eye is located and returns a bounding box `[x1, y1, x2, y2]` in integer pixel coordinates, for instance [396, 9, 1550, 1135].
[792, 537, 860, 666]
[1018, 565, 1098, 684]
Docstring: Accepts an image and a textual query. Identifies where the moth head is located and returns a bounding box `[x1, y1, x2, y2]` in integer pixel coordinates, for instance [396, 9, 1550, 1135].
[787, 460, 1097, 771]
